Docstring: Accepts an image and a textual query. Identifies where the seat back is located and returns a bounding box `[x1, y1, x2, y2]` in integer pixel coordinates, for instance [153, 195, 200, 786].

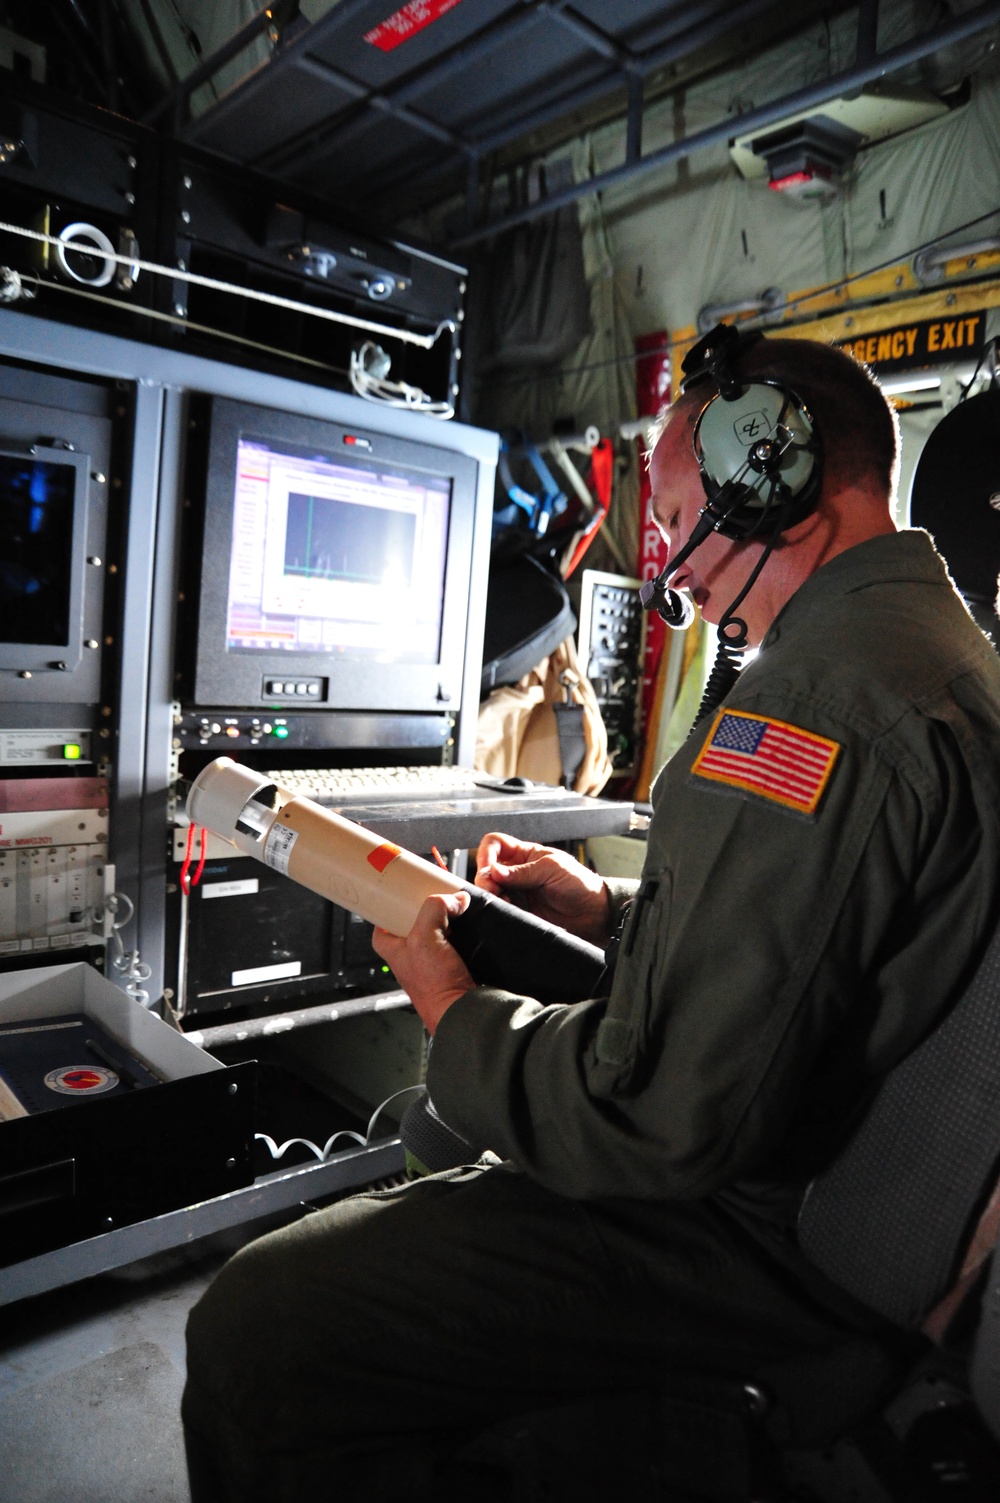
[971, 1212, 1000, 1440]
[797, 918, 1000, 1329]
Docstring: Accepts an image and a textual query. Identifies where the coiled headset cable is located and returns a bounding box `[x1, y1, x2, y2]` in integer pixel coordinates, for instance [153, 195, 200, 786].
[692, 474, 795, 725]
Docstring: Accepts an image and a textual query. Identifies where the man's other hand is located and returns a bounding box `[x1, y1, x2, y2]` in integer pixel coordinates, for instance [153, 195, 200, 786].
[474, 833, 612, 947]
[372, 892, 475, 1036]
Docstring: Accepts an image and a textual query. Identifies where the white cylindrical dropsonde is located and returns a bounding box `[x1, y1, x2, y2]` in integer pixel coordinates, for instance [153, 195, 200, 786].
[187, 757, 467, 936]
[187, 757, 608, 1003]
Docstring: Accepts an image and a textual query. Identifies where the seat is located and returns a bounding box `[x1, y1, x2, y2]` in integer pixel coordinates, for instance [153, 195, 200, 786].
[434, 916, 1000, 1500]
[769, 914, 1000, 1500]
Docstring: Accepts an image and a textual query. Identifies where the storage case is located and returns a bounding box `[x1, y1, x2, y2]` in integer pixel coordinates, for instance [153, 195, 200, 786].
[0, 963, 255, 1267]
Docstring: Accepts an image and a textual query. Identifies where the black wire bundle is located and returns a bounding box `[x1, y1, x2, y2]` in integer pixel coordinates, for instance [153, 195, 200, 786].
[690, 492, 795, 727]
[694, 628, 747, 725]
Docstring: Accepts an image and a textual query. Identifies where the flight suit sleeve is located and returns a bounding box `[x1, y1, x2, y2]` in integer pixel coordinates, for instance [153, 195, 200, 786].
[427, 690, 955, 1201]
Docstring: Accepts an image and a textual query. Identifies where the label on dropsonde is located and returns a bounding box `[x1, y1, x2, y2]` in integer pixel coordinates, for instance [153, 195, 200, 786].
[263, 824, 298, 876]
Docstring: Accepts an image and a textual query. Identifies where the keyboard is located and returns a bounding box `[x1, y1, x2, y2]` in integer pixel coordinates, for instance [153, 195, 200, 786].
[263, 765, 496, 804]
[260, 764, 632, 848]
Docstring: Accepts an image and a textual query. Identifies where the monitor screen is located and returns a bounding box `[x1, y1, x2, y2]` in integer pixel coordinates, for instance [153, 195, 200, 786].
[225, 434, 451, 663]
[190, 396, 484, 716]
[0, 453, 77, 647]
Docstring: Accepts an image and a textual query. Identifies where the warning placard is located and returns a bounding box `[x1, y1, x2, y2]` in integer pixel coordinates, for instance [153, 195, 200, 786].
[365, 0, 464, 52]
[836, 311, 985, 373]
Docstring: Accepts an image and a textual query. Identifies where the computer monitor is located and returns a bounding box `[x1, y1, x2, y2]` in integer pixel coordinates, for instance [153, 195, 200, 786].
[0, 443, 91, 674]
[191, 397, 480, 714]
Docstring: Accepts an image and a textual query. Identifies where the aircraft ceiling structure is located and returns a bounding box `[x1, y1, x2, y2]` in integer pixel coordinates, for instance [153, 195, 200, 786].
[143, 0, 885, 231]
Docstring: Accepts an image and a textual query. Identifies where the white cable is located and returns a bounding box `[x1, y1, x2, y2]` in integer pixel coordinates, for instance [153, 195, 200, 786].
[255, 1083, 426, 1164]
[0, 219, 453, 351]
[100, 890, 154, 1008]
[349, 342, 454, 418]
[13, 270, 347, 373]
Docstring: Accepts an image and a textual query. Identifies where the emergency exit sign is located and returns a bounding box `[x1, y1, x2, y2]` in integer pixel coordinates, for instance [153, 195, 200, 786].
[836, 310, 985, 372]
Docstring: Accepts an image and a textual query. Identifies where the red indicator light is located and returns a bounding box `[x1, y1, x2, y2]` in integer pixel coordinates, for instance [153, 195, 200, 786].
[769, 171, 814, 191]
[344, 434, 359, 444]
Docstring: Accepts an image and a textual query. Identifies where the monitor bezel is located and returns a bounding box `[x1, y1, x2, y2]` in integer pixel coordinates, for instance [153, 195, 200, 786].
[0, 442, 91, 674]
[192, 397, 478, 713]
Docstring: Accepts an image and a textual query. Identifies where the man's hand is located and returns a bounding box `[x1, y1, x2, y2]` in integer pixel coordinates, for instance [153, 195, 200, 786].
[372, 892, 475, 1036]
[474, 832, 612, 947]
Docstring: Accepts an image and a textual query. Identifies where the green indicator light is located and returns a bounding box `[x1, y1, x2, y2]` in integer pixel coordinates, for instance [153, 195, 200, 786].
[381, 965, 391, 973]
[62, 743, 82, 761]
[273, 725, 290, 739]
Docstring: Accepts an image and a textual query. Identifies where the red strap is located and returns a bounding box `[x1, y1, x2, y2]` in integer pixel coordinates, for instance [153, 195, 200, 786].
[590, 438, 614, 508]
[192, 827, 207, 889]
[564, 438, 613, 579]
[180, 825, 208, 895]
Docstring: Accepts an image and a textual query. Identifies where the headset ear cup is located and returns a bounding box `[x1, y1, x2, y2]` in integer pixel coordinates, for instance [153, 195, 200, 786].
[694, 381, 821, 539]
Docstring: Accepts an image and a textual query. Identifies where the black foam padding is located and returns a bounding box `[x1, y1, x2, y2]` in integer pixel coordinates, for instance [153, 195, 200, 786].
[910, 390, 1000, 602]
[448, 886, 607, 1005]
[798, 918, 1000, 1327]
[480, 554, 576, 695]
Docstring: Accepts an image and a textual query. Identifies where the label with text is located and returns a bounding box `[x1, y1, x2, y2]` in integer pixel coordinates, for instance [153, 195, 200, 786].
[263, 824, 298, 876]
[837, 311, 985, 372]
[365, 0, 463, 51]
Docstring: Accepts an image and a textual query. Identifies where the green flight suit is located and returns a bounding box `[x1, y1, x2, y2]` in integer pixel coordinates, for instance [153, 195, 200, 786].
[183, 529, 1000, 1502]
[429, 529, 1000, 1203]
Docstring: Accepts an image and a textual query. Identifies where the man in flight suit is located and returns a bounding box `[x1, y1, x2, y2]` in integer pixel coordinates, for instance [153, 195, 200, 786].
[183, 333, 1000, 1502]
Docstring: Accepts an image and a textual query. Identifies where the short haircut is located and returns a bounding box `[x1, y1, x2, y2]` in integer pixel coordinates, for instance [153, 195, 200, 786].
[740, 335, 900, 498]
[649, 335, 900, 498]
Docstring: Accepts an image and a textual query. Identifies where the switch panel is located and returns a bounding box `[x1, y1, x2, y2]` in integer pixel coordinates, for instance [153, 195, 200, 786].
[575, 570, 645, 778]
[0, 778, 108, 958]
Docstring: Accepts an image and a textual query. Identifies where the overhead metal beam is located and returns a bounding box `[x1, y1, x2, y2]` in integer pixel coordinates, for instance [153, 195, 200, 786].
[141, 2, 274, 128]
[252, 0, 720, 187]
[626, 73, 644, 164]
[857, 0, 880, 67]
[449, 1, 1000, 249]
[352, 0, 780, 215]
[252, 1, 561, 175]
[178, 0, 387, 143]
[541, 1, 644, 76]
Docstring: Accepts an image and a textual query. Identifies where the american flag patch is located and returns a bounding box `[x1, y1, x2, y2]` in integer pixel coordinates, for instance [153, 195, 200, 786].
[691, 709, 840, 816]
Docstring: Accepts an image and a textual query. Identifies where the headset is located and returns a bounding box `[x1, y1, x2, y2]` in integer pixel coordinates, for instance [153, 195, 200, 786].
[639, 322, 822, 630]
[639, 322, 823, 718]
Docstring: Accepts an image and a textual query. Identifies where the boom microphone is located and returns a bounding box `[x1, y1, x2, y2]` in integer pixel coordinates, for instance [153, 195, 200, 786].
[187, 758, 607, 1006]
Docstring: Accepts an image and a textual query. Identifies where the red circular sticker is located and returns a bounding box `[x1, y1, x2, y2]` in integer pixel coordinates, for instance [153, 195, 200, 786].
[45, 1065, 119, 1096]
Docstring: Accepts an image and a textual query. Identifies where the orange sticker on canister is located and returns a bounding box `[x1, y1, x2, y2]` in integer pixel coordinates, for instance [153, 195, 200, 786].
[367, 842, 402, 874]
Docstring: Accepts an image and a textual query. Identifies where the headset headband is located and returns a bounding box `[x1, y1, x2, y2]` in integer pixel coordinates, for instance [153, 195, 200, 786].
[681, 323, 764, 398]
